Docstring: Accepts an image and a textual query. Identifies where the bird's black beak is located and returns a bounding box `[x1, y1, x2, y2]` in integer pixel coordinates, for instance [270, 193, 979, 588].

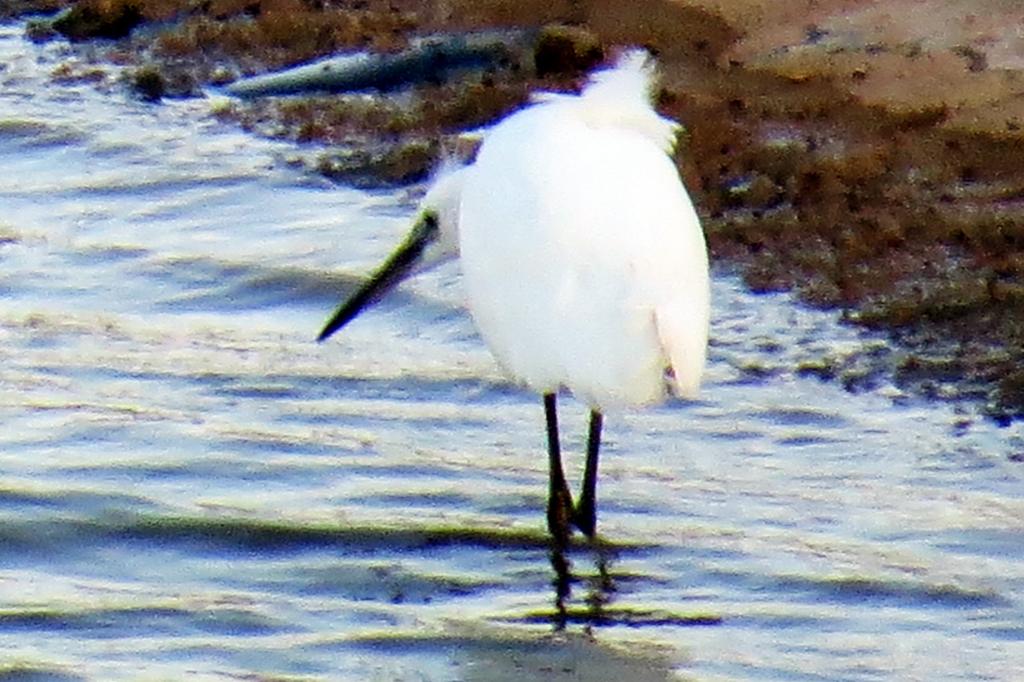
[317, 212, 440, 342]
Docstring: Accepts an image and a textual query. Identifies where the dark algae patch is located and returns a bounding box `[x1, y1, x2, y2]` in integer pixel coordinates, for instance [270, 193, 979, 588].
[14, 0, 1024, 423]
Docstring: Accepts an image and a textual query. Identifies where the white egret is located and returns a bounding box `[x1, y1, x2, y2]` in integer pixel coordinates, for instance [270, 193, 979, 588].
[318, 49, 710, 544]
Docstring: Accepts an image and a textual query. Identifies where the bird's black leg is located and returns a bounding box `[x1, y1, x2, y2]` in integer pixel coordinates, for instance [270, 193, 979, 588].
[573, 410, 603, 538]
[545, 393, 574, 545]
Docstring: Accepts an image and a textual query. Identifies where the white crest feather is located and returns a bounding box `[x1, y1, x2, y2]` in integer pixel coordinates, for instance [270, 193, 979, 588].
[534, 49, 679, 153]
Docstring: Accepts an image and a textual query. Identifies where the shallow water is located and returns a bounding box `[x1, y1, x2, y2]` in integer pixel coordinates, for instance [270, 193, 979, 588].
[1, 23, 1023, 682]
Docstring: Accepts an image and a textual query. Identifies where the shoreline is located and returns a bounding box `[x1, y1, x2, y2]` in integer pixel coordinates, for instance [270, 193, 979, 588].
[11, 0, 1024, 425]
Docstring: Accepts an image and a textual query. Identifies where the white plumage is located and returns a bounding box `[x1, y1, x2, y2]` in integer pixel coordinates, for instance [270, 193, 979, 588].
[460, 51, 708, 409]
[319, 49, 710, 540]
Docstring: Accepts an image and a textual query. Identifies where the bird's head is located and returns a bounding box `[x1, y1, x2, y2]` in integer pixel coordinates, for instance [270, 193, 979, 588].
[316, 164, 467, 342]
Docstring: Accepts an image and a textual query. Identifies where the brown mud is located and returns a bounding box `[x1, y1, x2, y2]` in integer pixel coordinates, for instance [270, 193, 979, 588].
[11, 0, 1024, 425]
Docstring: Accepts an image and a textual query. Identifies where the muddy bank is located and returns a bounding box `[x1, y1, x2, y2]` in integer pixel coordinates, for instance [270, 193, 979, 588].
[12, 0, 1024, 424]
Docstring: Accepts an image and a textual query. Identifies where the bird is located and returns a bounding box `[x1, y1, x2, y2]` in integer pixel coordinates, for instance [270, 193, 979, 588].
[317, 49, 710, 545]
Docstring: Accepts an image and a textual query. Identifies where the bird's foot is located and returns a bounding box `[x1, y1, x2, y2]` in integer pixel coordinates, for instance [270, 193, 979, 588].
[572, 498, 596, 539]
[547, 486, 575, 546]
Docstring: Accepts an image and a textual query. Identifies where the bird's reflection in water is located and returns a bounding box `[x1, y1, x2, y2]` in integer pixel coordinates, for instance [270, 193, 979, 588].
[549, 541, 617, 633]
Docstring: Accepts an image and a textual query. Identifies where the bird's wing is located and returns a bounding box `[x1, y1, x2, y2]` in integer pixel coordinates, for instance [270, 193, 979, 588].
[631, 157, 710, 401]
